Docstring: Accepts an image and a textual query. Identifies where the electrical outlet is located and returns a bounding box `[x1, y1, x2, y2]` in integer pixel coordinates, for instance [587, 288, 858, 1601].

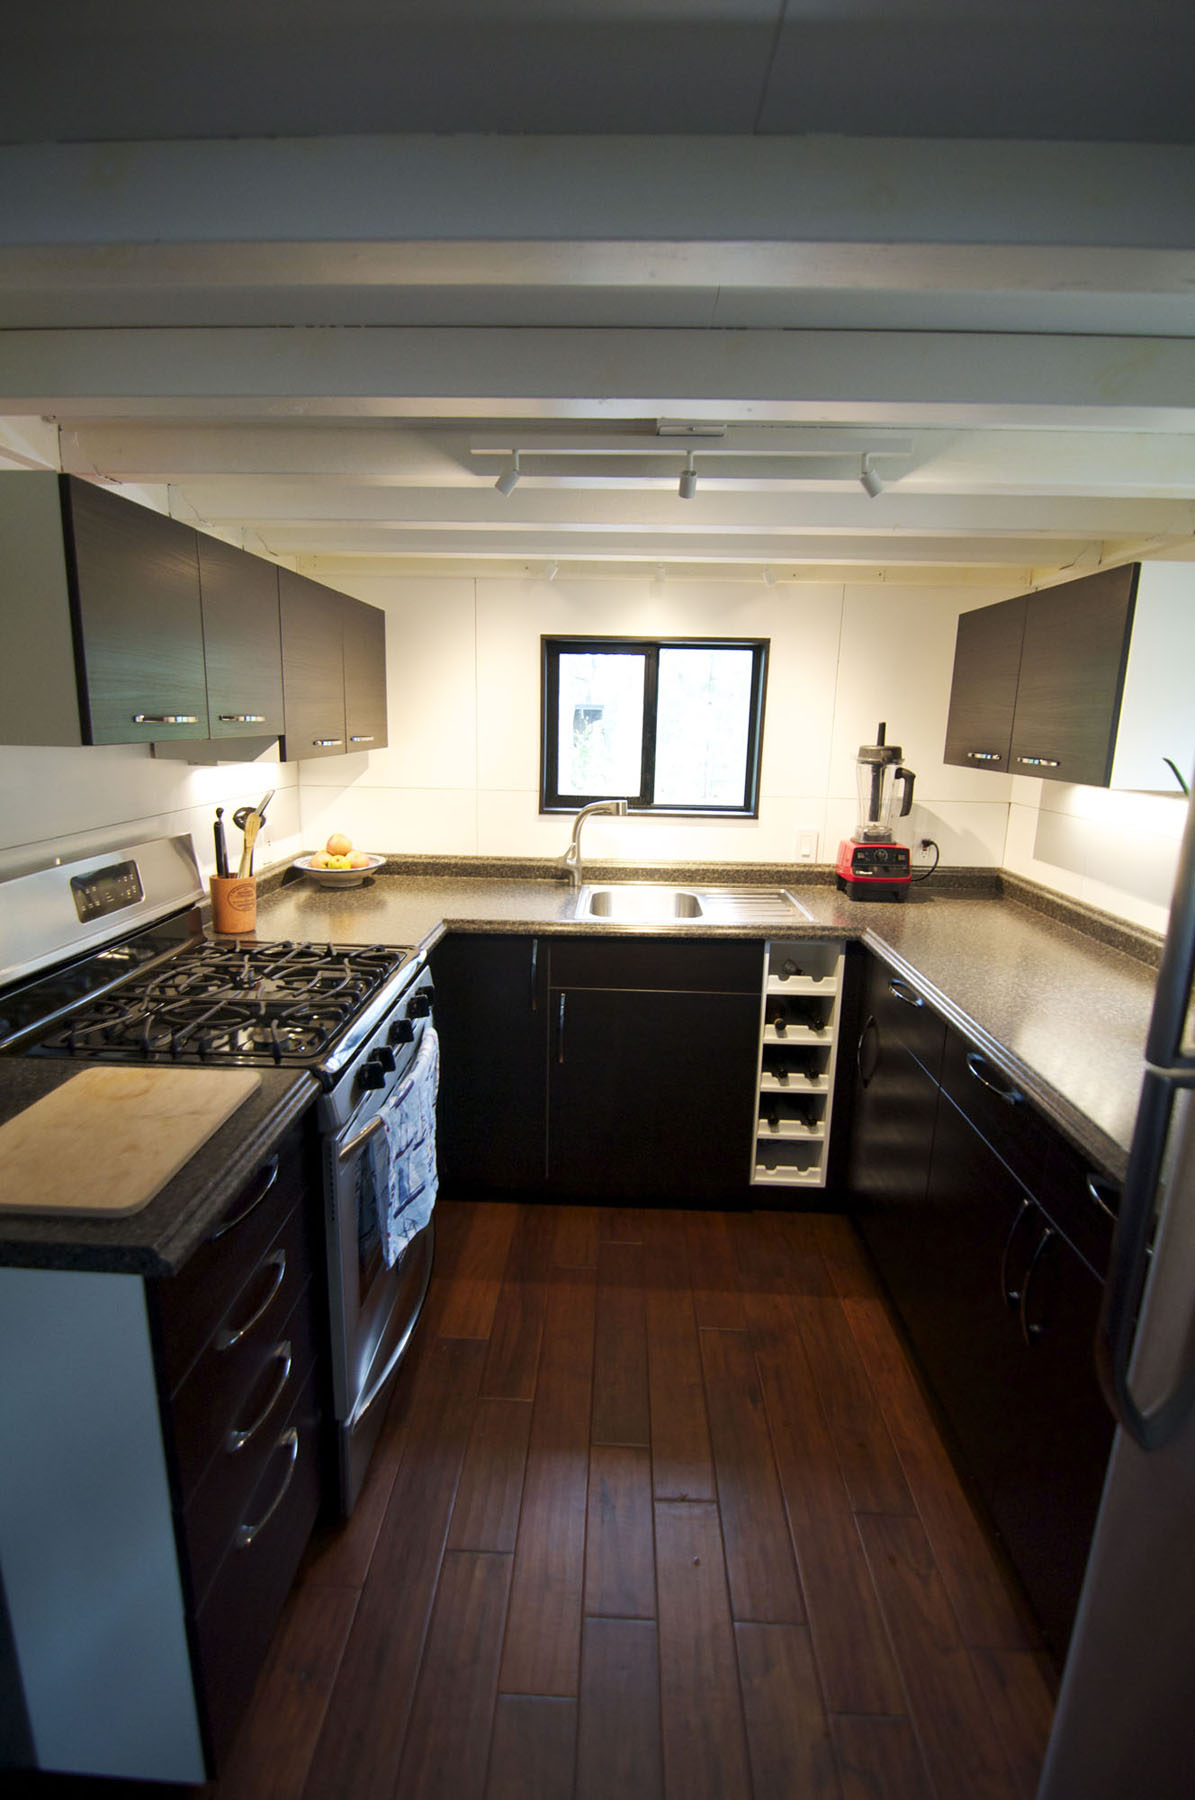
[797, 830, 819, 862]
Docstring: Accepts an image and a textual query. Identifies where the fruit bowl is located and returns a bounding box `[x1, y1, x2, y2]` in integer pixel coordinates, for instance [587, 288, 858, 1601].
[294, 852, 386, 888]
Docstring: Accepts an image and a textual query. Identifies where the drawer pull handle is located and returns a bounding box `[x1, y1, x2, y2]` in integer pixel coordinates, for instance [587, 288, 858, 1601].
[966, 750, 1002, 762]
[210, 1156, 280, 1240]
[218, 713, 267, 725]
[217, 1247, 286, 1350]
[1019, 1227, 1057, 1346]
[965, 1050, 1024, 1106]
[856, 1014, 879, 1090]
[236, 1428, 299, 1549]
[132, 713, 200, 726]
[226, 1342, 293, 1453]
[1086, 1173, 1120, 1220]
[1016, 755, 1061, 769]
[312, 738, 343, 748]
[1000, 1196, 1035, 1307]
[349, 735, 375, 743]
[887, 977, 925, 1009]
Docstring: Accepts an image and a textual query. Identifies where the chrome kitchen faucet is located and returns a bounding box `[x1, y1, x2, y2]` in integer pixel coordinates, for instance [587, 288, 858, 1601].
[560, 798, 629, 888]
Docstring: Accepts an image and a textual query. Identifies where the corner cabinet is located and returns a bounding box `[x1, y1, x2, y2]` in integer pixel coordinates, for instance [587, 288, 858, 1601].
[751, 938, 845, 1189]
[0, 472, 387, 759]
[944, 561, 1195, 792]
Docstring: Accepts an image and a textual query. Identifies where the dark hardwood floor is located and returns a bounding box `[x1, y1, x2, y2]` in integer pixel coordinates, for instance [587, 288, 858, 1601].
[14, 1199, 1056, 1800]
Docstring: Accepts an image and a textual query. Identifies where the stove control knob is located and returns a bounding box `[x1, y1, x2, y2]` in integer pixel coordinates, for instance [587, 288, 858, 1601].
[389, 1018, 415, 1045]
[374, 1045, 397, 1073]
[358, 1056, 388, 1091]
[409, 990, 433, 1017]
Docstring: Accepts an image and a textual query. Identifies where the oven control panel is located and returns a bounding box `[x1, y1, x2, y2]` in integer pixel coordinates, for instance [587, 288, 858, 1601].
[70, 859, 145, 922]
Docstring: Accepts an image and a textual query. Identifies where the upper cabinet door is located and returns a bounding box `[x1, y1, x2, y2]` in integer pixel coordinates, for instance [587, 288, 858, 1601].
[342, 597, 388, 752]
[942, 594, 1027, 774]
[197, 537, 283, 741]
[1009, 566, 1137, 788]
[278, 569, 346, 759]
[64, 478, 209, 744]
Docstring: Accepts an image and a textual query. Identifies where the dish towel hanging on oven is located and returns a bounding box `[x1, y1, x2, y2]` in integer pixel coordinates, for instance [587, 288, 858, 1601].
[377, 1023, 440, 1269]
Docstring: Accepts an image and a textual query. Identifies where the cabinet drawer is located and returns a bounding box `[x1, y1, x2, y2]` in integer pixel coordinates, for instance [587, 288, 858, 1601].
[1038, 1132, 1118, 1280]
[549, 936, 763, 993]
[871, 965, 947, 1079]
[168, 1194, 317, 1497]
[192, 1361, 323, 1765]
[181, 1280, 320, 1611]
[155, 1119, 310, 1392]
[939, 1030, 1051, 1196]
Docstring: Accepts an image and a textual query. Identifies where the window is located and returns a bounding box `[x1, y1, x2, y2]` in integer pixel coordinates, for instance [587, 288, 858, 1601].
[540, 636, 769, 815]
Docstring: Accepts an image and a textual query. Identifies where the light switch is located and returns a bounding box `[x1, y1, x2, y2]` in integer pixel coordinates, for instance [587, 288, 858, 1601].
[797, 830, 818, 862]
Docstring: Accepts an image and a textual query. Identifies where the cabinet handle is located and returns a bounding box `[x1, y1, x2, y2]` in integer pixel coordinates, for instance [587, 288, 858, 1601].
[965, 750, 1003, 762]
[530, 939, 539, 1013]
[965, 1050, 1024, 1106]
[1015, 755, 1061, 769]
[349, 735, 375, 743]
[218, 713, 267, 725]
[1085, 1172, 1120, 1220]
[132, 713, 200, 726]
[210, 1156, 279, 1240]
[236, 1428, 299, 1549]
[557, 992, 567, 1064]
[216, 1247, 287, 1350]
[1000, 1196, 1035, 1307]
[226, 1342, 292, 1453]
[887, 977, 925, 1009]
[1019, 1226, 1057, 1346]
[312, 738, 344, 748]
[856, 1014, 879, 1089]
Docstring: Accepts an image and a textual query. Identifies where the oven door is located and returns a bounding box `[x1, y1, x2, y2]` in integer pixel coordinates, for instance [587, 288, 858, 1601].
[324, 1030, 435, 1513]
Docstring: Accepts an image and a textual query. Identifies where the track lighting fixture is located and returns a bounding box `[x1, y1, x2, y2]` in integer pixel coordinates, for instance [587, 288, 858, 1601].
[655, 564, 667, 583]
[859, 453, 883, 499]
[495, 451, 521, 496]
[762, 566, 776, 586]
[545, 561, 559, 581]
[678, 452, 698, 500]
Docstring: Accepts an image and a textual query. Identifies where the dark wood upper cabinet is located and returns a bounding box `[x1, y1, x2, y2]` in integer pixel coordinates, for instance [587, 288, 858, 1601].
[342, 596, 388, 751]
[196, 536, 284, 741]
[278, 568, 347, 759]
[1008, 565, 1136, 788]
[63, 476, 210, 745]
[942, 593, 1027, 773]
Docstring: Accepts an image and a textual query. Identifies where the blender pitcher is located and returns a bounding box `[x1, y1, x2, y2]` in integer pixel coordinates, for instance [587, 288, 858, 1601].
[836, 722, 917, 900]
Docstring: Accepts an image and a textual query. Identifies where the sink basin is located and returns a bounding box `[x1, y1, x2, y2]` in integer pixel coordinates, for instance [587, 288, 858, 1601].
[572, 883, 812, 925]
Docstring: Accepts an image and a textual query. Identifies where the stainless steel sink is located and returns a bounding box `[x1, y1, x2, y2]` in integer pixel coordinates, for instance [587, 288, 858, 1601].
[572, 883, 812, 925]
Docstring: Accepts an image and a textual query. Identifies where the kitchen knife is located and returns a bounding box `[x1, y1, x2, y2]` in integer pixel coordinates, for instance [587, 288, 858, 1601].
[214, 808, 229, 878]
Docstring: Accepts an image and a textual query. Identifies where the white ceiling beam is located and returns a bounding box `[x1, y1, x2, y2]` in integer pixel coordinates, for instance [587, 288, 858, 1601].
[7, 327, 1195, 428]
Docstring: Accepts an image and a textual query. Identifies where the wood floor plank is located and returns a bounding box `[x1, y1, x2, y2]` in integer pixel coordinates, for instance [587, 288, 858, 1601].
[212, 1585, 358, 1800]
[857, 1512, 1022, 1800]
[591, 1238, 650, 1446]
[699, 1324, 805, 1624]
[485, 1696, 577, 1800]
[553, 1203, 599, 1269]
[483, 1203, 553, 1400]
[843, 1290, 1037, 1650]
[575, 1617, 664, 1800]
[654, 1501, 753, 1800]
[642, 1210, 716, 1503]
[969, 1649, 1055, 1800]
[584, 1444, 655, 1619]
[746, 1286, 906, 1716]
[684, 1210, 747, 1329]
[393, 1550, 512, 1800]
[831, 1715, 934, 1800]
[499, 1266, 596, 1696]
[436, 1201, 521, 1339]
[447, 1397, 533, 1553]
[302, 1336, 487, 1800]
[735, 1621, 842, 1800]
[598, 1204, 647, 1242]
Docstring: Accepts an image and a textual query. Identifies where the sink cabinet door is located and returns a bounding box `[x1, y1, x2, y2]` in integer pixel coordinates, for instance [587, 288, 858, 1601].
[432, 934, 548, 1192]
[547, 982, 759, 1200]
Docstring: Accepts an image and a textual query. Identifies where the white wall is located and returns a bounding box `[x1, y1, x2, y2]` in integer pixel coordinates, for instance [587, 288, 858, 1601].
[0, 570, 1184, 935]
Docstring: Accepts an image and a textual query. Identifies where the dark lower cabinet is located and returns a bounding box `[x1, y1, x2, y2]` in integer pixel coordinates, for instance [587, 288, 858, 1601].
[848, 950, 1116, 1662]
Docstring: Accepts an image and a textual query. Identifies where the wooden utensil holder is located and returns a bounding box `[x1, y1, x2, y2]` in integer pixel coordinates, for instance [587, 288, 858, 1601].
[210, 875, 257, 935]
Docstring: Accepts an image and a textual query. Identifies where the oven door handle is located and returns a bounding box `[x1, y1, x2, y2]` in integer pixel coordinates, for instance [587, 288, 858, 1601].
[346, 1219, 435, 1432]
[339, 1113, 385, 1163]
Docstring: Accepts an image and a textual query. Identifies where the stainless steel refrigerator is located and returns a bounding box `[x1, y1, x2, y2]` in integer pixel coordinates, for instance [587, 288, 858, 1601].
[1038, 779, 1195, 1799]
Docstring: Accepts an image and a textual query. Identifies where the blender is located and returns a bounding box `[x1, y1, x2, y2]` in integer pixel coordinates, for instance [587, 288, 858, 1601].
[835, 722, 917, 901]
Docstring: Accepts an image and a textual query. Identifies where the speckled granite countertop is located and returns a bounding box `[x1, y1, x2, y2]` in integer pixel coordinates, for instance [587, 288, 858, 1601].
[0, 860, 1160, 1272]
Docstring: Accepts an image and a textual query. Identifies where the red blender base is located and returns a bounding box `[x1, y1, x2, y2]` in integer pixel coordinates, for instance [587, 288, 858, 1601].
[835, 838, 912, 901]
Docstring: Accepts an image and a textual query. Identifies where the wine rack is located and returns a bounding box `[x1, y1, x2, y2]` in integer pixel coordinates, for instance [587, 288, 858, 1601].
[751, 939, 844, 1188]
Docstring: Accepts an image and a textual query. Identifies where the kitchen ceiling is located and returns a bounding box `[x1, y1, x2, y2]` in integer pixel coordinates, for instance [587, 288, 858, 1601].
[1, 1, 1194, 581]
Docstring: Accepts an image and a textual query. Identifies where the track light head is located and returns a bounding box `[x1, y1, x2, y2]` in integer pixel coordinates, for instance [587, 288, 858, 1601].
[762, 566, 776, 586]
[678, 452, 697, 500]
[859, 453, 883, 499]
[495, 451, 521, 496]
[545, 561, 559, 582]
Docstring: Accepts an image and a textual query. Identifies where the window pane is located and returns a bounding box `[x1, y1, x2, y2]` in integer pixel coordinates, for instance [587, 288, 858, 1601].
[653, 646, 754, 807]
[556, 651, 646, 797]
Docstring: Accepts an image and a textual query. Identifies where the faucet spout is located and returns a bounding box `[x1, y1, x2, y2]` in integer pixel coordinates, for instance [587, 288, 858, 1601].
[562, 798, 629, 889]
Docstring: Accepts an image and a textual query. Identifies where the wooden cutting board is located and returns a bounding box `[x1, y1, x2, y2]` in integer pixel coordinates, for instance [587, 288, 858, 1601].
[0, 1065, 262, 1218]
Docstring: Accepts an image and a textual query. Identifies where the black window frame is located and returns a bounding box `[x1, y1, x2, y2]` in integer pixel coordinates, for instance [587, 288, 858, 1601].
[540, 634, 769, 816]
